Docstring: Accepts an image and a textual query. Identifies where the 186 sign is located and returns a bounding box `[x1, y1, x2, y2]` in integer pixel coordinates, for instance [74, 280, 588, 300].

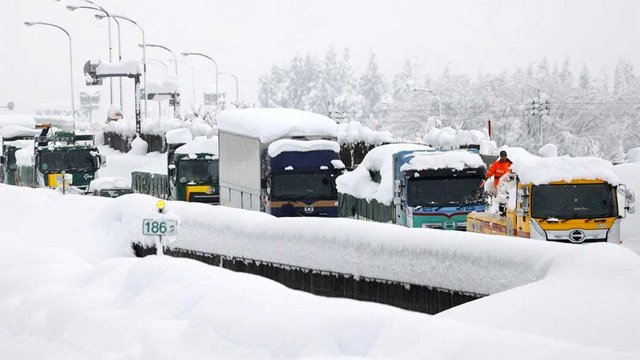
[142, 219, 178, 236]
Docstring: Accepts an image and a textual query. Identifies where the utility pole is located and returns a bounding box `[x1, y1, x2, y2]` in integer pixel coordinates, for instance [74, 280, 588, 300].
[530, 89, 550, 147]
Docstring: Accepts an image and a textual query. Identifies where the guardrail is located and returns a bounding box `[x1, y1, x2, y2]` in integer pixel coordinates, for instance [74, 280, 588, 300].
[131, 171, 169, 199]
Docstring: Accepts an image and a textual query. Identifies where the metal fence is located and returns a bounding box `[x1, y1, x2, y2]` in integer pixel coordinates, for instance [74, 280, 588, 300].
[132, 244, 483, 315]
[131, 171, 169, 199]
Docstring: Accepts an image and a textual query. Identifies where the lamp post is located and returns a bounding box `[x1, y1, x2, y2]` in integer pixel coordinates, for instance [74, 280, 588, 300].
[169, 59, 196, 108]
[218, 72, 238, 106]
[67, 5, 123, 110]
[24, 21, 76, 119]
[181, 52, 218, 107]
[96, 13, 148, 118]
[147, 59, 169, 76]
[413, 88, 442, 126]
[141, 44, 179, 117]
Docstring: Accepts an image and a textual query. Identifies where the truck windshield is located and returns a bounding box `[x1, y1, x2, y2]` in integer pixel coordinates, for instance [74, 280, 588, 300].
[178, 160, 219, 184]
[531, 183, 618, 219]
[407, 177, 485, 207]
[39, 150, 96, 173]
[271, 171, 336, 199]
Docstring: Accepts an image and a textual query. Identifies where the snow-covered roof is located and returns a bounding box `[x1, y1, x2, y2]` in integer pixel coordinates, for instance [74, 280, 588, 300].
[95, 60, 141, 76]
[267, 139, 340, 158]
[504, 147, 620, 185]
[165, 128, 193, 144]
[337, 121, 394, 145]
[88, 177, 130, 192]
[175, 136, 219, 156]
[422, 127, 497, 154]
[336, 143, 431, 205]
[0, 114, 36, 129]
[3, 139, 33, 149]
[146, 76, 179, 95]
[401, 150, 486, 172]
[0, 125, 39, 139]
[217, 108, 338, 143]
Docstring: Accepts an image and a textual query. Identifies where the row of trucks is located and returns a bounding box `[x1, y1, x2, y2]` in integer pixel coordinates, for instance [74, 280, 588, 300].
[1, 109, 635, 245]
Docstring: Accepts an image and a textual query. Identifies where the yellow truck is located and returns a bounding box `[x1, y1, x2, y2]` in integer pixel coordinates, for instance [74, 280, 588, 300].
[467, 155, 635, 245]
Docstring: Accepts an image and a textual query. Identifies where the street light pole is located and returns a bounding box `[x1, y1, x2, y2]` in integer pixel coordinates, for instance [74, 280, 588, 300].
[141, 43, 180, 117]
[218, 72, 239, 106]
[169, 59, 196, 108]
[24, 21, 76, 121]
[96, 13, 148, 119]
[67, 5, 124, 111]
[181, 52, 218, 107]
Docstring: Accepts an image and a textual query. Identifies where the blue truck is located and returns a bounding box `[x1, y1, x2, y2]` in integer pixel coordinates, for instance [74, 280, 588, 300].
[217, 108, 344, 217]
[338, 145, 487, 230]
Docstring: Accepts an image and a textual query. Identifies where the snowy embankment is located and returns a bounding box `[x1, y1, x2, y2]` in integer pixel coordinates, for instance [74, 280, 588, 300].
[0, 184, 638, 359]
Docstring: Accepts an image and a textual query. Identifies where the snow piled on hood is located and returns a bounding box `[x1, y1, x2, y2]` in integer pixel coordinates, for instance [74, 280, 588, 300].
[338, 121, 394, 145]
[504, 147, 619, 185]
[268, 139, 339, 157]
[217, 108, 338, 143]
[401, 150, 486, 172]
[337, 143, 431, 205]
[175, 136, 219, 156]
[88, 176, 130, 191]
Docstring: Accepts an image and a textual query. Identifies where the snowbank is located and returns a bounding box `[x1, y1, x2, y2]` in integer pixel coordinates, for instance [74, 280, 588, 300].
[88, 176, 131, 191]
[0, 114, 35, 129]
[401, 150, 486, 172]
[129, 136, 148, 155]
[103, 117, 214, 137]
[0, 184, 638, 359]
[175, 136, 219, 156]
[217, 108, 338, 143]
[97, 146, 167, 177]
[165, 128, 193, 144]
[337, 121, 394, 145]
[538, 143, 558, 157]
[0, 125, 39, 139]
[95, 59, 142, 76]
[505, 146, 620, 185]
[627, 147, 640, 163]
[267, 139, 340, 157]
[336, 144, 430, 205]
[15, 147, 34, 166]
[422, 127, 496, 154]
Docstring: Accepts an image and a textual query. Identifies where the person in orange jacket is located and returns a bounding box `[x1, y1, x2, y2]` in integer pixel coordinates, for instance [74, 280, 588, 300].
[486, 150, 513, 192]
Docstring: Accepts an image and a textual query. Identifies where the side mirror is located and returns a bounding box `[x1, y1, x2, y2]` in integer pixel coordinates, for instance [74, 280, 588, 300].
[628, 205, 636, 215]
[393, 196, 401, 206]
[168, 164, 176, 176]
[100, 154, 107, 167]
[0, 155, 5, 165]
[626, 189, 636, 204]
[261, 178, 267, 189]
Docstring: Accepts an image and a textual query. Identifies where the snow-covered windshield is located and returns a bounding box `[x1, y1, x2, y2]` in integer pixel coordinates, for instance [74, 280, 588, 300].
[177, 160, 218, 184]
[38, 150, 96, 173]
[271, 171, 336, 199]
[407, 177, 485, 207]
[531, 183, 618, 219]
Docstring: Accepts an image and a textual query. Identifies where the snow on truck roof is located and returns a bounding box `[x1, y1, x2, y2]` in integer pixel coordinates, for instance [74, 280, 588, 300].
[217, 108, 338, 143]
[175, 136, 219, 157]
[0, 125, 40, 139]
[0, 114, 36, 129]
[165, 128, 193, 144]
[267, 139, 340, 157]
[337, 121, 395, 145]
[337, 143, 431, 205]
[504, 147, 620, 185]
[400, 150, 486, 172]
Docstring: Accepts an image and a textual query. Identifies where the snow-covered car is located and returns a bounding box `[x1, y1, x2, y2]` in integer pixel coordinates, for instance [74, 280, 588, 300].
[88, 176, 132, 198]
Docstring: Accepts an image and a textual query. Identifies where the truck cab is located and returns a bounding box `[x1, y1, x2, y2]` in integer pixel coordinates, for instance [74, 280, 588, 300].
[392, 149, 487, 230]
[168, 136, 219, 204]
[467, 154, 635, 244]
[34, 130, 106, 192]
[263, 140, 343, 217]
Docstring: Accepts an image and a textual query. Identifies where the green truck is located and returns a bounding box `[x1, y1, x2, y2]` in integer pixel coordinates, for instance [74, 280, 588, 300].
[132, 131, 219, 203]
[5, 126, 106, 192]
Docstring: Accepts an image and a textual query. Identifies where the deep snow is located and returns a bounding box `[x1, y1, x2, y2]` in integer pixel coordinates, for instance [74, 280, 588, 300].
[0, 184, 638, 359]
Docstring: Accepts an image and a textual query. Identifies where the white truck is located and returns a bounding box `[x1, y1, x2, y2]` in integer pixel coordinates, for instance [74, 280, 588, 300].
[217, 108, 344, 217]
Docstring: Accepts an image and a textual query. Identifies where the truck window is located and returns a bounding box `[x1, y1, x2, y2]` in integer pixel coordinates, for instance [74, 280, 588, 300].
[531, 183, 618, 219]
[271, 171, 335, 199]
[406, 176, 485, 207]
[178, 160, 219, 184]
[39, 150, 96, 173]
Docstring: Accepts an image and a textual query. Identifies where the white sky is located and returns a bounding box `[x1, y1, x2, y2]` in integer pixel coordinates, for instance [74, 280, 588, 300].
[1, 0, 638, 115]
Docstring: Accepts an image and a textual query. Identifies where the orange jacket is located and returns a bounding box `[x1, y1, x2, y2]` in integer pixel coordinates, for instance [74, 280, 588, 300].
[486, 158, 512, 187]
